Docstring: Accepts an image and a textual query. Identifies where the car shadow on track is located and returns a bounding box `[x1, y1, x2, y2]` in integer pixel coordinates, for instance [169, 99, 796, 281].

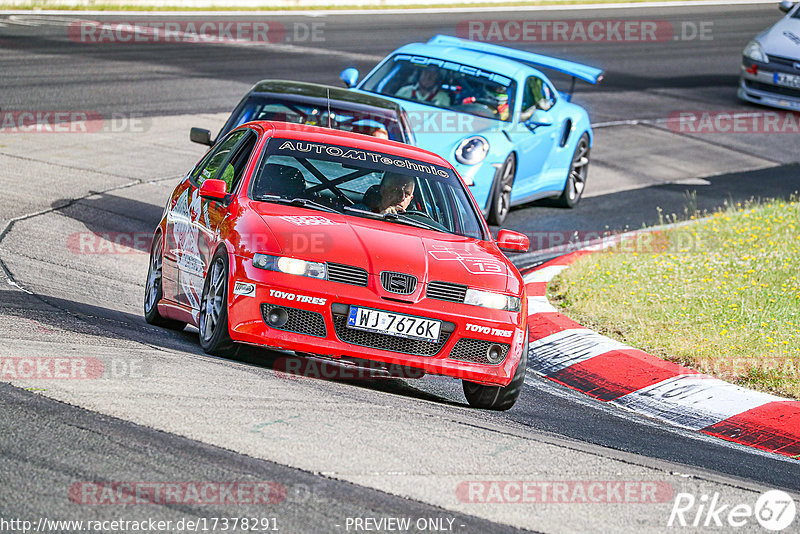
[52, 192, 166, 254]
[239, 347, 462, 406]
[595, 72, 741, 92]
[1, 288, 459, 407]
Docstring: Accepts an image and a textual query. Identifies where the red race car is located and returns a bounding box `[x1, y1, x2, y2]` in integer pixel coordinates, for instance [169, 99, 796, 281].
[144, 121, 530, 410]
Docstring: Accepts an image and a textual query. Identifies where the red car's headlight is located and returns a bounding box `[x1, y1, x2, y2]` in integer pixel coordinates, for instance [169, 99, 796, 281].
[252, 253, 326, 280]
[464, 288, 521, 312]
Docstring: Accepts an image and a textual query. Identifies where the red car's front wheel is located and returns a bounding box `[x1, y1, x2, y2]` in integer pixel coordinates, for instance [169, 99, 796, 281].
[462, 332, 527, 411]
[199, 250, 238, 356]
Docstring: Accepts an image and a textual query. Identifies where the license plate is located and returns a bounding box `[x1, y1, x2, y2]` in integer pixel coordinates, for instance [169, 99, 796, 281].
[347, 306, 441, 343]
[774, 72, 800, 88]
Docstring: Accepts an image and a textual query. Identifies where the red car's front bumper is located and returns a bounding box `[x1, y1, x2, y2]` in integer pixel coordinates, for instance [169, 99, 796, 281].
[227, 256, 527, 386]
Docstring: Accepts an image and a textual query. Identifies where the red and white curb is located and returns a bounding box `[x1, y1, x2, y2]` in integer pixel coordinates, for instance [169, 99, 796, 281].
[522, 251, 800, 459]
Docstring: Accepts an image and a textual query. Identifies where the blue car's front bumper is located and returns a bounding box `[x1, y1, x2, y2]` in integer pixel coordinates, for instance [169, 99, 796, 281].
[453, 159, 501, 214]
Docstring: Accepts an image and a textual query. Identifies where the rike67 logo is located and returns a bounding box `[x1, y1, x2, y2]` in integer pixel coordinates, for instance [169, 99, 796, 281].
[668, 490, 796, 531]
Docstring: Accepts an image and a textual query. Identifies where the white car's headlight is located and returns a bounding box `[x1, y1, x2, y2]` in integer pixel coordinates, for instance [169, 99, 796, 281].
[743, 40, 768, 63]
[455, 136, 489, 165]
[464, 288, 521, 312]
[252, 253, 326, 279]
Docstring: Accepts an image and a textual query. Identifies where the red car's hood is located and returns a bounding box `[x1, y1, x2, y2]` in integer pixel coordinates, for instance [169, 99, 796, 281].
[250, 204, 509, 291]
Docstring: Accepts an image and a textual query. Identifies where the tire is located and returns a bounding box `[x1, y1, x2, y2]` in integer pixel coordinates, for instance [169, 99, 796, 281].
[144, 233, 186, 331]
[556, 133, 590, 208]
[462, 331, 528, 411]
[198, 249, 238, 356]
[487, 154, 515, 226]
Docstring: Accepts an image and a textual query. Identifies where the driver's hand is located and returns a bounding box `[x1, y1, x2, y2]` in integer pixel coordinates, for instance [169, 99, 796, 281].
[381, 205, 405, 215]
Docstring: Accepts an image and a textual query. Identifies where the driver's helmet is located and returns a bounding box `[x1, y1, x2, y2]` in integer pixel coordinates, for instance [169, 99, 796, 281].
[485, 83, 510, 118]
[303, 108, 322, 126]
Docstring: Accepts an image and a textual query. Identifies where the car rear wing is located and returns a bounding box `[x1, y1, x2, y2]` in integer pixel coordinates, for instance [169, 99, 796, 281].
[427, 34, 604, 87]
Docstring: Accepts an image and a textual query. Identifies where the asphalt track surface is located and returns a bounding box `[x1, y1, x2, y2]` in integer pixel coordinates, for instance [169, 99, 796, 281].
[1, 4, 800, 533]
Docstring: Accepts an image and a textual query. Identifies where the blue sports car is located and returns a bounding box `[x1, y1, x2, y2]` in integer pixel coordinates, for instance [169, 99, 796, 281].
[340, 35, 603, 225]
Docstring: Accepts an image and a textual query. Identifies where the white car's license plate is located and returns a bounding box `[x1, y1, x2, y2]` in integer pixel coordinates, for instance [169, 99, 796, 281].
[347, 306, 441, 343]
[774, 72, 800, 88]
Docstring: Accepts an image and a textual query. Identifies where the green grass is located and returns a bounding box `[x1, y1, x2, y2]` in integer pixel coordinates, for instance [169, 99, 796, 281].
[548, 198, 800, 398]
[0, 0, 718, 10]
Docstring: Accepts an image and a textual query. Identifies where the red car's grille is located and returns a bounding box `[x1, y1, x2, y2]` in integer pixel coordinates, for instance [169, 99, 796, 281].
[326, 262, 368, 286]
[331, 311, 450, 356]
[426, 281, 468, 303]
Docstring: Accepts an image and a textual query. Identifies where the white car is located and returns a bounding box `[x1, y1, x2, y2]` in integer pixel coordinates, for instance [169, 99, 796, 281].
[739, 1, 800, 111]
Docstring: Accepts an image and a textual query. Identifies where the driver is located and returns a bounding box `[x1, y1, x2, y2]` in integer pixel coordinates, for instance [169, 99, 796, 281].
[352, 124, 390, 139]
[485, 83, 510, 121]
[376, 172, 415, 215]
[527, 77, 554, 111]
[370, 127, 390, 140]
[396, 66, 451, 107]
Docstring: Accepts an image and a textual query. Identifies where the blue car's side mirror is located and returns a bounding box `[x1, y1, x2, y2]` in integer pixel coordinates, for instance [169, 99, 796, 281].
[525, 109, 554, 128]
[340, 68, 360, 88]
[779, 0, 795, 13]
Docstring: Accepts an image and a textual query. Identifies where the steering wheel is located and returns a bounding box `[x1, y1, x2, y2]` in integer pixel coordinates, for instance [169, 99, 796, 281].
[402, 209, 435, 221]
[456, 102, 495, 118]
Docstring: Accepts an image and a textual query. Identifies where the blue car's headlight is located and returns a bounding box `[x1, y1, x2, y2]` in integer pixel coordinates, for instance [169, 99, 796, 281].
[455, 136, 489, 165]
[464, 288, 521, 312]
[743, 40, 768, 63]
[252, 253, 326, 280]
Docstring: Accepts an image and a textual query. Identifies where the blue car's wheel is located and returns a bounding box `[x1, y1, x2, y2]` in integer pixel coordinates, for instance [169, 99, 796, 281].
[488, 154, 515, 226]
[557, 133, 590, 208]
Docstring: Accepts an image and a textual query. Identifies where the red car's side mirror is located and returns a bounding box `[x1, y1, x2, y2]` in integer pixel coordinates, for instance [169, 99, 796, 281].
[199, 179, 228, 201]
[496, 229, 529, 253]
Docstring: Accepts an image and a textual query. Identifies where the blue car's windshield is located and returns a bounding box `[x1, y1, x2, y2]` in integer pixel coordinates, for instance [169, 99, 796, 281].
[249, 138, 486, 240]
[224, 95, 405, 142]
[361, 54, 517, 123]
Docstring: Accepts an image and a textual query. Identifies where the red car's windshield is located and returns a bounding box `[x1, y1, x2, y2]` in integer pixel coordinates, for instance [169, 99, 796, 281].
[249, 138, 486, 240]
